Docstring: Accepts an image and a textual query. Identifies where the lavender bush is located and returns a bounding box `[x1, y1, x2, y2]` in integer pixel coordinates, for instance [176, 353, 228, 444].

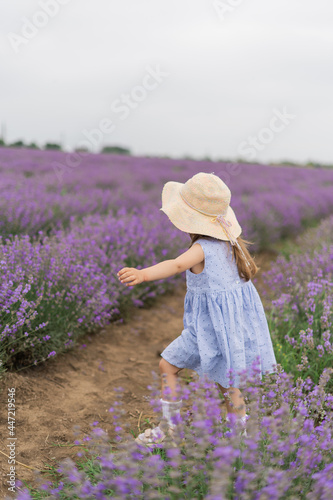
[261, 215, 333, 390]
[0, 210, 186, 374]
[12, 357, 333, 499]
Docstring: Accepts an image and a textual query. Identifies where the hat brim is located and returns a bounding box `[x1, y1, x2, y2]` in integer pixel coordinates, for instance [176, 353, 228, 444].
[160, 181, 242, 241]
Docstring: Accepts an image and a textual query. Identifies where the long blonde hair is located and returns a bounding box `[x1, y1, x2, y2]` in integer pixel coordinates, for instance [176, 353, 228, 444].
[189, 234, 259, 281]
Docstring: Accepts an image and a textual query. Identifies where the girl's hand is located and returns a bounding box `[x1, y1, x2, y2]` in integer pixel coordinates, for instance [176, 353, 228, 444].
[117, 267, 144, 286]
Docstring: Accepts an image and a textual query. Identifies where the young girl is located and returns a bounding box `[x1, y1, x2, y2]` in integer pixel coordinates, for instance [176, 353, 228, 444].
[117, 172, 277, 444]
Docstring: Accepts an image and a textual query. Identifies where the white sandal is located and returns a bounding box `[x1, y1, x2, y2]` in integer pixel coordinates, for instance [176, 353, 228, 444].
[225, 413, 249, 437]
[135, 424, 174, 446]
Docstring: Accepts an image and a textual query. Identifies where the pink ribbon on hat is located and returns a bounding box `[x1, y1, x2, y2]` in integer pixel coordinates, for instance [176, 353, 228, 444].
[210, 214, 234, 242]
[210, 214, 251, 268]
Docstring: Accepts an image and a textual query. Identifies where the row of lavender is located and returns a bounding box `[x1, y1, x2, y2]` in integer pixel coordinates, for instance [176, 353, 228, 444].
[259, 215, 333, 392]
[0, 211, 187, 373]
[13, 358, 333, 499]
[1, 147, 333, 249]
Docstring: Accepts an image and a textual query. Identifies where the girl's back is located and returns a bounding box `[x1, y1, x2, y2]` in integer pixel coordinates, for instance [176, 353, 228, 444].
[186, 237, 247, 293]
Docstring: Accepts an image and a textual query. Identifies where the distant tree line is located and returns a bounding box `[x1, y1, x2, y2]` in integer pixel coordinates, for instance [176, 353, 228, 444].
[0, 138, 131, 155]
[0, 138, 40, 149]
[0, 139, 60, 150]
[0, 138, 331, 168]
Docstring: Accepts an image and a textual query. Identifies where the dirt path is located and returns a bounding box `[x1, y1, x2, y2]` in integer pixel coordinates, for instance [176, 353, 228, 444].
[0, 252, 274, 496]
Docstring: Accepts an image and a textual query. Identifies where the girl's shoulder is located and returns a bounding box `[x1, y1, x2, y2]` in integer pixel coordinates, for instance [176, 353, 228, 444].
[193, 235, 214, 247]
[194, 236, 230, 254]
[195, 236, 228, 245]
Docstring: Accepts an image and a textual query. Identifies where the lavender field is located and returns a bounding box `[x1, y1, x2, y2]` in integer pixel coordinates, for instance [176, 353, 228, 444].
[1, 147, 333, 376]
[12, 217, 333, 500]
[1, 148, 333, 246]
[1, 147, 333, 499]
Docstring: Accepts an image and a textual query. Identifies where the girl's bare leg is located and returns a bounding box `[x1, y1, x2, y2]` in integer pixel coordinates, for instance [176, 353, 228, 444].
[159, 360, 246, 416]
[217, 383, 246, 419]
[159, 358, 183, 401]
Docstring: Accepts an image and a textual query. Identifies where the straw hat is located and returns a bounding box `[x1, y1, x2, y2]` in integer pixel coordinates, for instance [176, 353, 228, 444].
[160, 172, 242, 243]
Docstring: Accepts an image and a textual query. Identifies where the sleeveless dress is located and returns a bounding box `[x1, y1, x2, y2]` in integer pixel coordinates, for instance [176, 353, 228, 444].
[160, 236, 277, 389]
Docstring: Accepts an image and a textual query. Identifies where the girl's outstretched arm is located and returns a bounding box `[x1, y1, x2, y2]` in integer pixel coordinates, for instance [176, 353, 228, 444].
[117, 243, 205, 286]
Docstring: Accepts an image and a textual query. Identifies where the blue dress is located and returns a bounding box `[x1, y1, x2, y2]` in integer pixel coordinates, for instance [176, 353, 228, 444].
[160, 236, 277, 389]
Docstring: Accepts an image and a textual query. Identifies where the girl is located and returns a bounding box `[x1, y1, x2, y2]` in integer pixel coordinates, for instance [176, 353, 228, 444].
[117, 172, 277, 445]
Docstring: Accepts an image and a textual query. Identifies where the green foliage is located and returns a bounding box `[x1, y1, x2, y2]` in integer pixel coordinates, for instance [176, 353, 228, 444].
[9, 140, 25, 148]
[44, 142, 62, 150]
[101, 145, 131, 155]
[263, 217, 333, 392]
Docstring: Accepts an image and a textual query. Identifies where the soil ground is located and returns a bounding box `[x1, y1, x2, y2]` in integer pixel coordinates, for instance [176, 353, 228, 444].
[0, 251, 275, 497]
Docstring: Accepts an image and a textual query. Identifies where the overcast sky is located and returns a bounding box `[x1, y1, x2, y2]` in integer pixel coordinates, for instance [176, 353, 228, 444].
[1, 0, 332, 164]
